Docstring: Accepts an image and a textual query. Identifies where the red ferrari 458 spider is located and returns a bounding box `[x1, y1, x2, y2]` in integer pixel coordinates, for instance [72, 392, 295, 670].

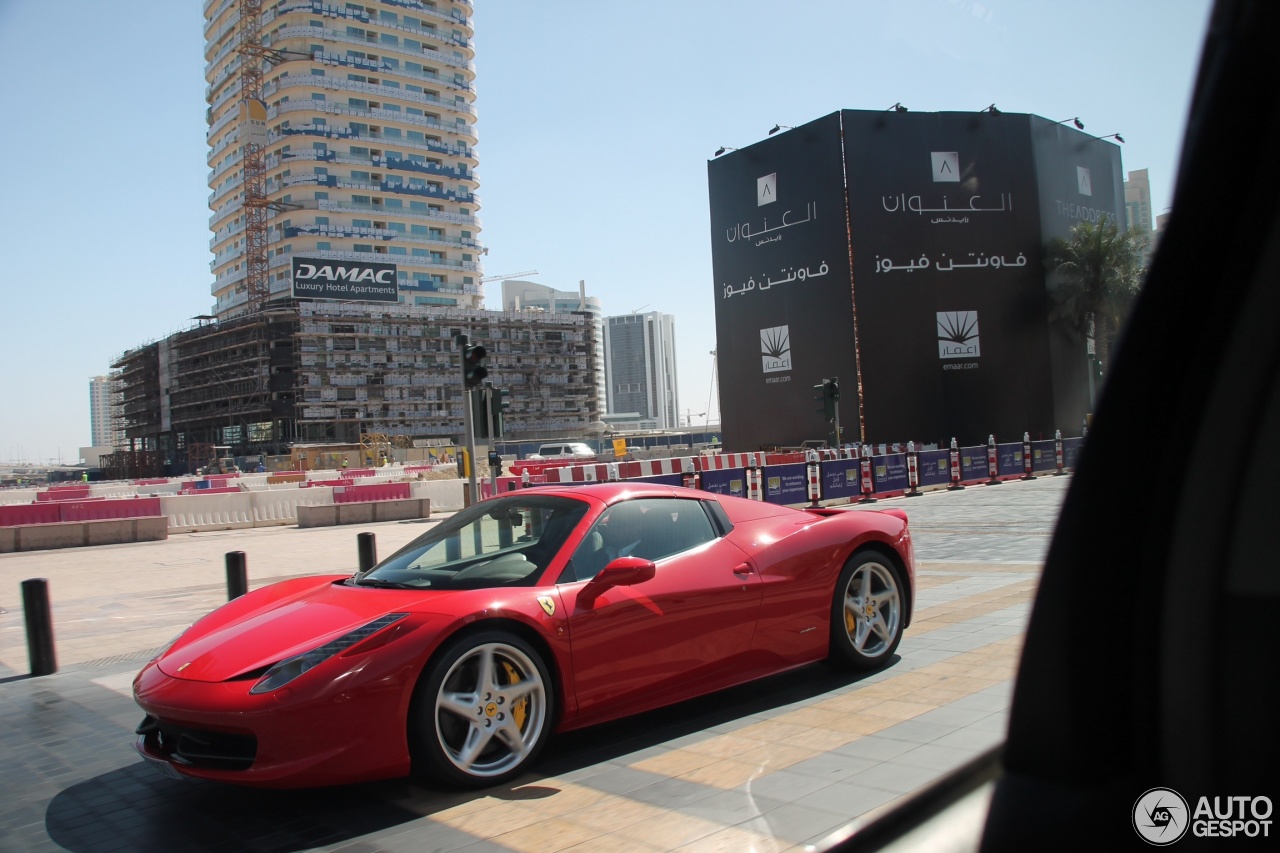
[133, 482, 914, 788]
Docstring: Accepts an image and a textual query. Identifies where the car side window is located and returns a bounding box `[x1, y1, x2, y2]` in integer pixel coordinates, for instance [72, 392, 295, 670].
[562, 498, 718, 583]
[636, 498, 718, 562]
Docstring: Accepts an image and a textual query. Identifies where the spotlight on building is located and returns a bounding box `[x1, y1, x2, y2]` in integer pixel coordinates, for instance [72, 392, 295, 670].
[714, 146, 738, 157]
[887, 102, 908, 112]
[1096, 132, 1125, 143]
[982, 103, 1001, 115]
[768, 124, 793, 135]
[1057, 116, 1085, 130]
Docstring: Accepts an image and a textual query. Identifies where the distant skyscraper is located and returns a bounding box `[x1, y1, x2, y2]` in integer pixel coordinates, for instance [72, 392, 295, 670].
[1124, 168, 1155, 266]
[1123, 168, 1153, 233]
[89, 375, 119, 448]
[204, 0, 481, 317]
[603, 312, 679, 430]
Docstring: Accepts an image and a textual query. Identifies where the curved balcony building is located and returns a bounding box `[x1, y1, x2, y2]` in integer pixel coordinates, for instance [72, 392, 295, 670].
[204, 0, 482, 317]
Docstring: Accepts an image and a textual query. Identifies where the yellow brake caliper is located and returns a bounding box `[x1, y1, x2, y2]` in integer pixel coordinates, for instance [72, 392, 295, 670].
[502, 661, 528, 729]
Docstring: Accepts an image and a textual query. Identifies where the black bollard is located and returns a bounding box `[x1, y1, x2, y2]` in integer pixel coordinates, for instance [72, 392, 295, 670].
[357, 532, 377, 573]
[226, 551, 248, 600]
[22, 578, 57, 676]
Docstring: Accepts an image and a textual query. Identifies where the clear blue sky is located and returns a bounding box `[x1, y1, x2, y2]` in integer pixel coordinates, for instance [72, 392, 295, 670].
[0, 0, 1212, 464]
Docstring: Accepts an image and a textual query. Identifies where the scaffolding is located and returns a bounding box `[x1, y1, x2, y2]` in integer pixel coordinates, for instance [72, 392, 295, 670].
[293, 302, 599, 442]
[166, 309, 297, 456]
[111, 302, 600, 471]
[112, 342, 162, 451]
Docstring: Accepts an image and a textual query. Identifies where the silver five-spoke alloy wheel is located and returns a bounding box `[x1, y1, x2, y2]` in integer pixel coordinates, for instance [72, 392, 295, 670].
[830, 551, 905, 669]
[433, 640, 548, 780]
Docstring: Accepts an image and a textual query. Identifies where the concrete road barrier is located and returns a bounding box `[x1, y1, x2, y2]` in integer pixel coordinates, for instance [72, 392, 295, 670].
[410, 479, 465, 512]
[297, 497, 431, 528]
[160, 492, 255, 533]
[250, 486, 335, 527]
[0, 516, 169, 552]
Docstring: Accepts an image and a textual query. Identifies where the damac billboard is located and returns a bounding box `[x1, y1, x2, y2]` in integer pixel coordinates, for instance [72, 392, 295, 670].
[707, 112, 857, 452]
[708, 110, 1123, 451]
[291, 258, 399, 302]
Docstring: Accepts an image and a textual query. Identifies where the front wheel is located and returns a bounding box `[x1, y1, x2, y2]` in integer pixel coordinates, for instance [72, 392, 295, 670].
[829, 550, 905, 669]
[409, 631, 553, 788]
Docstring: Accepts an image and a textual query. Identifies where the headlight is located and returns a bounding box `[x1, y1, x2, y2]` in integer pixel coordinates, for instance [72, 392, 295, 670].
[249, 613, 408, 694]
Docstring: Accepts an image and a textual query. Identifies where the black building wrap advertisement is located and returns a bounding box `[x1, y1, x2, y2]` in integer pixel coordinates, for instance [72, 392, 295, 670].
[842, 110, 1055, 446]
[707, 110, 1122, 452]
[1027, 116, 1126, 433]
[707, 113, 856, 451]
[291, 258, 400, 302]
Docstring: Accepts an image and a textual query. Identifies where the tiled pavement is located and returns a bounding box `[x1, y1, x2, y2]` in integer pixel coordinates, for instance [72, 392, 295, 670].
[0, 475, 1071, 852]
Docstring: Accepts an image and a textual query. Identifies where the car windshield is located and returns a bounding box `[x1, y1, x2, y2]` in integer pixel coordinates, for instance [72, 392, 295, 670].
[359, 494, 589, 590]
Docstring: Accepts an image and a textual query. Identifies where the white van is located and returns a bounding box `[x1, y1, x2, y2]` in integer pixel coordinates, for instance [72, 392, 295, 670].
[528, 442, 596, 461]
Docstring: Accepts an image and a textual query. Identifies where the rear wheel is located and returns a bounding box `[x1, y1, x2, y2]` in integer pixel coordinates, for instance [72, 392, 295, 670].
[410, 631, 553, 787]
[829, 550, 905, 669]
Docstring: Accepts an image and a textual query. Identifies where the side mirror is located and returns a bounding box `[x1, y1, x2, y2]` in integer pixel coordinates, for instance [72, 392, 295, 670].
[577, 557, 655, 607]
[594, 556, 655, 587]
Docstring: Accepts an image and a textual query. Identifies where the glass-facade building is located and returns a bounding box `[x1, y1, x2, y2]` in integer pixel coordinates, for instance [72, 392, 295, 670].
[603, 312, 679, 430]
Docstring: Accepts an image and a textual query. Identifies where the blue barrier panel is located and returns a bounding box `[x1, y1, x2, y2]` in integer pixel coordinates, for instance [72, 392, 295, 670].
[1030, 440, 1057, 473]
[873, 453, 910, 493]
[636, 473, 684, 487]
[764, 463, 808, 504]
[997, 442, 1023, 477]
[821, 459, 861, 501]
[701, 468, 748, 498]
[918, 449, 952, 487]
[1064, 437, 1084, 469]
[959, 446, 986, 481]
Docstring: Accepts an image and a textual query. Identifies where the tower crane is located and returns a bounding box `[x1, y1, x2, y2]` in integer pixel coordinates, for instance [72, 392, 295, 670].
[479, 270, 539, 283]
[236, 0, 312, 315]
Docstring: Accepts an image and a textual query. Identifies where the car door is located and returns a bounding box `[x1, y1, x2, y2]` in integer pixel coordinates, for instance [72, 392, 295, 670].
[559, 497, 764, 722]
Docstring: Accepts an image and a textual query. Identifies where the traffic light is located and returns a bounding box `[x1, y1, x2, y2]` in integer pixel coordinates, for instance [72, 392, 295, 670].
[462, 342, 488, 388]
[472, 387, 490, 438]
[494, 388, 510, 438]
[471, 386, 511, 438]
[814, 378, 838, 421]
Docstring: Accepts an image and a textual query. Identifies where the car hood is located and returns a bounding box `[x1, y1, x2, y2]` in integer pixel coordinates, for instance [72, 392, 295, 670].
[157, 575, 448, 683]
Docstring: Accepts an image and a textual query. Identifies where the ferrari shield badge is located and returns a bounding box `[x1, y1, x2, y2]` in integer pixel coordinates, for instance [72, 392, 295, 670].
[537, 596, 556, 617]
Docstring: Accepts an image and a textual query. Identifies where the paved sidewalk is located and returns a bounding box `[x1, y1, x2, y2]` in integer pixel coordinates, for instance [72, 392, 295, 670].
[0, 476, 1072, 852]
[0, 517, 439, 676]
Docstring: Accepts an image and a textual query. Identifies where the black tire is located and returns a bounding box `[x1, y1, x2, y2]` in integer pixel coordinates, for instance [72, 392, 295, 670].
[828, 549, 906, 670]
[409, 630, 553, 788]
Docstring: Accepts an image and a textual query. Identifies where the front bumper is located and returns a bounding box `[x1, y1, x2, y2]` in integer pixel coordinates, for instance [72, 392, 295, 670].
[131, 654, 417, 788]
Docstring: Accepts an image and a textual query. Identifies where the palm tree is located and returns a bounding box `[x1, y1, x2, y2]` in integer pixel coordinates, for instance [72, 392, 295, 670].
[1044, 216, 1148, 372]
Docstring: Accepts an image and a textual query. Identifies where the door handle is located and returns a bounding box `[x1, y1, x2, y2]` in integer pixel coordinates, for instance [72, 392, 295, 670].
[732, 562, 752, 576]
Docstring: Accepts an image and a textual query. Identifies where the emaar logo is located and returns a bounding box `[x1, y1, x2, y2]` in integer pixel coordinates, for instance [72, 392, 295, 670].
[937, 311, 981, 358]
[761, 325, 791, 373]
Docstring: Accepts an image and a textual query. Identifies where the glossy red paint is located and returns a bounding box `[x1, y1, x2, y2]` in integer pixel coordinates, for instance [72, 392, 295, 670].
[133, 483, 914, 787]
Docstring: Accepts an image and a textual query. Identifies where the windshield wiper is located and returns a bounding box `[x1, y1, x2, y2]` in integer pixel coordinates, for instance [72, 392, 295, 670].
[350, 576, 417, 590]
